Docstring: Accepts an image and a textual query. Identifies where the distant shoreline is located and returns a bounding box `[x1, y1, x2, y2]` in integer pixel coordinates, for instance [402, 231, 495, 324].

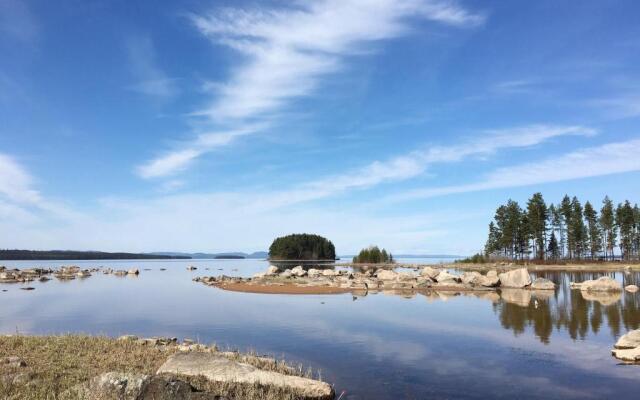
[0, 250, 191, 261]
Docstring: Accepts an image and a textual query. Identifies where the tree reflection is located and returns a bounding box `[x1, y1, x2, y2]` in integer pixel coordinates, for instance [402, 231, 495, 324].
[495, 271, 640, 344]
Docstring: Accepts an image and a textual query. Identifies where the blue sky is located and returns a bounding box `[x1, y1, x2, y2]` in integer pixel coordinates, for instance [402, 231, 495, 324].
[1, 0, 639, 255]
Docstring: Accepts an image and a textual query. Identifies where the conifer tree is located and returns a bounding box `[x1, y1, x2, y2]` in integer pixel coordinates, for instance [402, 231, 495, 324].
[600, 196, 616, 260]
[584, 201, 601, 260]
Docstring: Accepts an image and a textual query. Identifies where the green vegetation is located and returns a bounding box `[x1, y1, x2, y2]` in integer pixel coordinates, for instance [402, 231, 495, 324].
[484, 193, 640, 261]
[0, 250, 189, 260]
[456, 253, 488, 264]
[352, 246, 394, 263]
[268, 234, 336, 260]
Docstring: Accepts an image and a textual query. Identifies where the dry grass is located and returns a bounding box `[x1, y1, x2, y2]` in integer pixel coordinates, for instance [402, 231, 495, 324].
[0, 334, 176, 399]
[0, 335, 328, 400]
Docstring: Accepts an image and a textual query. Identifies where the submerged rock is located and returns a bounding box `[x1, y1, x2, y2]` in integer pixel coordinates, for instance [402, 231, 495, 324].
[157, 352, 334, 400]
[573, 276, 622, 292]
[498, 268, 531, 288]
[531, 278, 556, 290]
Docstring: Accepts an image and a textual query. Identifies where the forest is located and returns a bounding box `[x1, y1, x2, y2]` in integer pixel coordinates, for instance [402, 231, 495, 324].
[268, 233, 336, 260]
[0, 250, 190, 260]
[484, 193, 640, 261]
[352, 246, 394, 264]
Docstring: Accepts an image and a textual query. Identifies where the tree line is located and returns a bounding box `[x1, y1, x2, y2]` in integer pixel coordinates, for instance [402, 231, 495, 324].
[352, 246, 394, 264]
[484, 193, 640, 261]
[268, 233, 336, 260]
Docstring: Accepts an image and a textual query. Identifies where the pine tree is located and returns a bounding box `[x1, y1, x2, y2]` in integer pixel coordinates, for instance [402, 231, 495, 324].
[600, 196, 616, 261]
[570, 197, 587, 259]
[617, 201, 635, 260]
[547, 231, 560, 260]
[584, 201, 602, 260]
[526, 193, 548, 260]
[560, 195, 573, 258]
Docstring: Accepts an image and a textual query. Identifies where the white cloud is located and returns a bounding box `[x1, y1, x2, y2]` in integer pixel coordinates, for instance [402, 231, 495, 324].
[0, 153, 41, 205]
[126, 35, 177, 99]
[391, 138, 640, 201]
[137, 0, 484, 178]
[589, 96, 640, 119]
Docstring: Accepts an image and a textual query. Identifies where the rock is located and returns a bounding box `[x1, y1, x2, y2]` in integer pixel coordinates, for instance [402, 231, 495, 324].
[307, 268, 320, 278]
[71, 371, 150, 400]
[291, 266, 306, 277]
[280, 269, 292, 278]
[611, 347, 640, 363]
[625, 284, 639, 293]
[114, 270, 127, 276]
[1, 356, 27, 368]
[577, 276, 622, 292]
[20, 287, 35, 291]
[461, 271, 482, 286]
[138, 375, 197, 400]
[376, 270, 398, 281]
[252, 272, 266, 279]
[321, 269, 337, 276]
[397, 271, 416, 281]
[531, 278, 556, 290]
[127, 269, 140, 275]
[118, 335, 138, 342]
[77, 270, 92, 278]
[265, 265, 279, 276]
[435, 271, 460, 284]
[39, 276, 51, 282]
[498, 268, 531, 288]
[614, 329, 640, 349]
[420, 267, 439, 280]
[157, 352, 333, 400]
[187, 266, 197, 271]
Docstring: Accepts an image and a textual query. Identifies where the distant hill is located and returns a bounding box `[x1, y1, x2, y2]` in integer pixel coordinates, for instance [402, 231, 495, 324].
[340, 254, 464, 259]
[0, 250, 190, 261]
[149, 251, 268, 259]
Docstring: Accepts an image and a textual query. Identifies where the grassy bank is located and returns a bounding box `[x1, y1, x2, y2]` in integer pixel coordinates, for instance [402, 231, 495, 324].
[0, 335, 324, 400]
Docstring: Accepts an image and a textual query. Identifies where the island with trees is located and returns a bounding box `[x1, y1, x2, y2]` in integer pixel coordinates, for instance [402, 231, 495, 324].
[483, 193, 640, 262]
[352, 246, 394, 264]
[268, 234, 336, 260]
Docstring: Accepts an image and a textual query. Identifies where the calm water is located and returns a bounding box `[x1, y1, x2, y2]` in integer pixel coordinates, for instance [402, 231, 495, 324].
[1, 258, 640, 399]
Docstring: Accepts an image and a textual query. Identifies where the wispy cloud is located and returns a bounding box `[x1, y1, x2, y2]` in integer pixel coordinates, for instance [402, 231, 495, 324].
[390, 138, 640, 201]
[136, 124, 265, 178]
[137, 0, 484, 178]
[588, 95, 640, 119]
[0, 153, 42, 205]
[126, 35, 178, 99]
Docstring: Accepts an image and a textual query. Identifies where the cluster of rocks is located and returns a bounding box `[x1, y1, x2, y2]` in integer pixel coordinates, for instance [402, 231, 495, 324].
[103, 268, 140, 276]
[612, 329, 640, 363]
[0, 265, 146, 289]
[197, 266, 558, 293]
[0, 267, 54, 283]
[67, 335, 334, 400]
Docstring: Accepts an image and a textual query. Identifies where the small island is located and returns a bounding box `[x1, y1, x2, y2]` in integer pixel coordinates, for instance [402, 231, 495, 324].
[352, 246, 394, 264]
[268, 234, 336, 261]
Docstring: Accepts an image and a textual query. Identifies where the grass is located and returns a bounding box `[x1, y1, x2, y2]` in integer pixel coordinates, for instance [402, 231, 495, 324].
[0, 335, 328, 400]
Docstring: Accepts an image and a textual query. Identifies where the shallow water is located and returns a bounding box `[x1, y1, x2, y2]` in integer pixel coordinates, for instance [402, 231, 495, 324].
[1, 258, 640, 399]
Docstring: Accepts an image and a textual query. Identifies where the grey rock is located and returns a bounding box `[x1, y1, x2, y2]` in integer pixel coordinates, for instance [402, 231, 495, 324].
[498, 268, 531, 288]
[531, 278, 556, 290]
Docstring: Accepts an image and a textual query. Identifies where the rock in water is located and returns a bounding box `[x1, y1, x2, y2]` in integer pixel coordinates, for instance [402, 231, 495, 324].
[498, 268, 531, 288]
[577, 276, 622, 292]
[127, 269, 139, 275]
[435, 271, 460, 284]
[480, 270, 500, 287]
[624, 284, 639, 293]
[531, 278, 556, 290]
[614, 329, 640, 349]
[420, 267, 439, 280]
[157, 352, 334, 400]
[461, 271, 482, 286]
[376, 270, 398, 281]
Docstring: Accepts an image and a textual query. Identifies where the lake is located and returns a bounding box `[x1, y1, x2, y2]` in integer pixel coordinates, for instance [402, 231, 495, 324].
[1, 258, 639, 399]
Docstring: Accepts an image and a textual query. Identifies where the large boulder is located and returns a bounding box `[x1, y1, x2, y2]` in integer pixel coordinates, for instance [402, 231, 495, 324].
[611, 347, 640, 363]
[625, 285, 639, 293]
[574, 276, 622, 292]
[498, 268, 531, 288]
[531, 278, 556, 290]
[435, 271, 460, 284]
[307, 268, 321, 278]
[480, 270, 500, 287]
[157, 352, 334, 400]
[376, 270, 398, 281]
[461, 271, 482, 286]
[420, 267, 440, 280]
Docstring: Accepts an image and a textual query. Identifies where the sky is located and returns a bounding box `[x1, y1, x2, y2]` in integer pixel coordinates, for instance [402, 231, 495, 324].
[1, 0, 639, 255]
